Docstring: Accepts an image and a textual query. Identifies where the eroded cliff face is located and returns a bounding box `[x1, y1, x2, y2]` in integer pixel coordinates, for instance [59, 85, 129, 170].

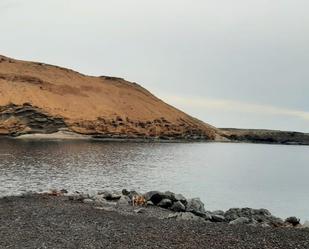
[0, 103, 213, 139]
[69, 116, 212, 140]
[0, 103, 66, 136]
[0, 55, 218, 140]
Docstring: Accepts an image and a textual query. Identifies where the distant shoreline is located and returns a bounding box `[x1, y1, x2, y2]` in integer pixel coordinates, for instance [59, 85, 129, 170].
[218, 128, 309, 146]
[1, 129, 309, 146]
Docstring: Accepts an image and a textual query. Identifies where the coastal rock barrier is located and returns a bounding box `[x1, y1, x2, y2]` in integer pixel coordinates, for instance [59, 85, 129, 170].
[45, 189, 306, 229]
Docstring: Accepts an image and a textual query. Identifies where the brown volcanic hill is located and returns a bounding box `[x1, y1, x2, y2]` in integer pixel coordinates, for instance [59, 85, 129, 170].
[0, 55, 218, 140]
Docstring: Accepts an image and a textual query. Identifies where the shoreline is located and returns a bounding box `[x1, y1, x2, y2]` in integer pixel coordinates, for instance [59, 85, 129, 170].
[1, 131, 309, 146]
[1, 191, 309, 249]
[2, 189, 308, 228]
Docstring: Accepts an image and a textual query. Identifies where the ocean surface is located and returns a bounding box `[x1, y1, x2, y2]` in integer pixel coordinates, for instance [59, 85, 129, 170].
[0, 138, 308, 221]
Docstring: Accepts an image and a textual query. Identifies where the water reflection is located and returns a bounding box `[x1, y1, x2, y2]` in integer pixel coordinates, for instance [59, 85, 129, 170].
[0, 138, 308, 220]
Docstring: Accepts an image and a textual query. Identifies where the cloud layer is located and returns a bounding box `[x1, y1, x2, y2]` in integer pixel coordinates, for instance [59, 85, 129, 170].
[164, 95, 309, 121]
[0, 0, 308, 131]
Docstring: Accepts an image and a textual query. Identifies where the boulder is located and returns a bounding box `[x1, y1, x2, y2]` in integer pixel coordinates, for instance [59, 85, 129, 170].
[163, 191, 176, 202]
[247, 218, 259, 227]
[256, 209, 272, 217]
[82, 198, 94, 204]
[94, 196, 108, 205]
[72, 192, 90, 200]
[203, 212, 213, 221]
[157, 199, 173, 208]
[144, 191, 165, 205]
[224, 208, 285, 227]
[229, 217, 250, 225]
[170, 201, 186, 212]
[146, 201, 154, 206]
[87, 190, 98, 199]
[167, 212, 204, 222]
[268, 216, 284, 227]
[212, 210, 225, 216]
[94, 196, 116, 207]
[174, 193, 187, 205]
[99, 191, 121, 200]
[110, 193, 122, 200]
[186, 198, 206, 215]
[98, 191, 113, 200]
[122, 189, 130, 196]
[224, 208, 241, 221]
[211, 214, 226, 223]
[60, 189, 68, 194]
[119, 189, 139, 200]
[128, 190, 140, 200]
[285, 217, 300, 226]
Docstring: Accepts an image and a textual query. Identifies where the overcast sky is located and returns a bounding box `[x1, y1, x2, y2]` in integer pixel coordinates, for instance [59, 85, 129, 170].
[1, 0, 308, 132]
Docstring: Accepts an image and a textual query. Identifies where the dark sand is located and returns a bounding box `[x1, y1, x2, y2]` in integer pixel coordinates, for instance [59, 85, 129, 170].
[0, 195, 308, 249]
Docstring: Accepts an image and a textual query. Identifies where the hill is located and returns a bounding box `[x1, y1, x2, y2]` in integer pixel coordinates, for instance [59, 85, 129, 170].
[0, 55, 218, 140]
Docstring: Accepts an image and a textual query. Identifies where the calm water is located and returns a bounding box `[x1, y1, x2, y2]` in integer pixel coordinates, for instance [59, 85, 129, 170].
[0, 138, 308, 221]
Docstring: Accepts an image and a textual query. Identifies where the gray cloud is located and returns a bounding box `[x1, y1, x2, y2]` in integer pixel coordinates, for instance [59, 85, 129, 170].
[163, 95, 309, 131]
[0, 0, 308, 131]
[165, 95, 309, 121]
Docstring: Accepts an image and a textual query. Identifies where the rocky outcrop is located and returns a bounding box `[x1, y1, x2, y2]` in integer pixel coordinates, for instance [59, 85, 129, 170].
[0, 103, 66, 136]
[224, 208, 284, 227]
[219, 128, 309, 145]
[0, 102, 212, 140]
[49, 189, 306, 229]
[70, 116, 211, 140]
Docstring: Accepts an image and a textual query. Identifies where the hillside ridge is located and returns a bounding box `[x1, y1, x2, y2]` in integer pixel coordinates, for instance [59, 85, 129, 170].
[0, 55, 218, 140]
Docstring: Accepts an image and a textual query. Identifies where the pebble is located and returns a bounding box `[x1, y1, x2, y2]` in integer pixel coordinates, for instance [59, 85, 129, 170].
[82, 198, 94, 204]
[134, 208, 146, 214]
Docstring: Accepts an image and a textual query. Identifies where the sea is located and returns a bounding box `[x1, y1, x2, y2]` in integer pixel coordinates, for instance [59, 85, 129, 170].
[0, 138, 308, 221]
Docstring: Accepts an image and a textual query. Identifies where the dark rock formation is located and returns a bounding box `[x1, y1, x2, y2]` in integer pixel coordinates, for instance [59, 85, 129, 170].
[144, 191, 165, 205]
[170, 201, 186, 212]
[157, 199, 173, 208]
[186, 198, 206, 216]
[229, 217, 250, 225]
[43, 189, 305, 229]
[0, 103, 66, 136]
[285, 216, 301, 226]
[224, 208, 284, 227]
[220, 128, 309, 145]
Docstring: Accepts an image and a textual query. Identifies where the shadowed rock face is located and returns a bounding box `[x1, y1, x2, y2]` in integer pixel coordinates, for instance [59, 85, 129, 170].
[0, 104, 66, 136]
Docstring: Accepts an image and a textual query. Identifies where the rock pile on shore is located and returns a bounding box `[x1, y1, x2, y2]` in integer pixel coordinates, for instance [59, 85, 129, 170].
[48, 189, 305, 229]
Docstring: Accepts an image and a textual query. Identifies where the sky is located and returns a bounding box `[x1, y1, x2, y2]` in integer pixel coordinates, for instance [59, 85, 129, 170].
[0, 0, 308, 132]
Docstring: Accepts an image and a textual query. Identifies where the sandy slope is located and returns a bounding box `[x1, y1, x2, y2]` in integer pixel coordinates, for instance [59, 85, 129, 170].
[0, 55, 218, 139]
